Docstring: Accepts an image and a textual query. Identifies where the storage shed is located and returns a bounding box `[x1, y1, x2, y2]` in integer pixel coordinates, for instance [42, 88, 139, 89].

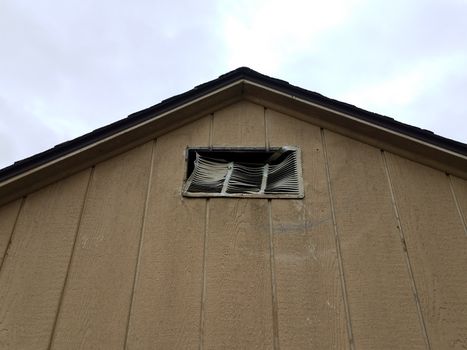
[0, 67, 466, 349]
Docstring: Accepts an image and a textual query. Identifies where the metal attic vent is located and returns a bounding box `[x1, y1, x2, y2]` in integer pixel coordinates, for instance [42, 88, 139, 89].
[182, 147, 304, 198]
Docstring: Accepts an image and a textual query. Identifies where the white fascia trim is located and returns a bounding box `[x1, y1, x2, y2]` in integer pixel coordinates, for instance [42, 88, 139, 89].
[244, 79, 467, 160]
[0, 80, 244, 187]
[2, 77, 465, 188]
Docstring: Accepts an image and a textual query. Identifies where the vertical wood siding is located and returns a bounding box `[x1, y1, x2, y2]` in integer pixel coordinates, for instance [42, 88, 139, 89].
[450, 176, 467, 234]
[267, 110, 349, 349]
[0, 170, 90, 349]
[386, 153, 467, 349]
[324, 132, 427, 349]
[126, 117, 210, 349]
[203, 101, 274, 349]
[0, 199, 22, 266]
[50, 143, 153, 349]
[0, 100, 466, 349]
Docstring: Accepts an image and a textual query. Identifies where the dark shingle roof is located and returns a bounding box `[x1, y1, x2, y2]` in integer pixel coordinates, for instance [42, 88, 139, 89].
[1, 67, 465, 182]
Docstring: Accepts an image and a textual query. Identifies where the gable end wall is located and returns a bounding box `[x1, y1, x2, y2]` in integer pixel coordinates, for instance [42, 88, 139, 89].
[0, 101, 466, 349]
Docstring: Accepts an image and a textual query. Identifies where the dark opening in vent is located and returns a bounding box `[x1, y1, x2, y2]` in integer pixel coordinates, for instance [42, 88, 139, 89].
[182, 147, 304, 198]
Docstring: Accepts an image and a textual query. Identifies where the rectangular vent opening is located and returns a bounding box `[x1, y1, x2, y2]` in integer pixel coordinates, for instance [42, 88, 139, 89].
[182, 147, 304, 198]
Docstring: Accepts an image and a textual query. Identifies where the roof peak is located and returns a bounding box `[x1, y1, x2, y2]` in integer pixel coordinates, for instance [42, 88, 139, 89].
[0, 68, 466, 198]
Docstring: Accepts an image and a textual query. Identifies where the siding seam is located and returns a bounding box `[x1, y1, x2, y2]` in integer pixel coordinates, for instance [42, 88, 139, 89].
[447, 174, 467, 237]
[200, 114, 214, 349]
[264, 107, 269, 150]
[123, 139, 157, 349]
[199, 198, 209, 350]
[268, 199, 280, 350]
[265, 107, 280, 349]
[381, 150, 432, 350]
[209, 113, 214, 149]
[47, 167, 94, 350]
[0, 196, 25, 273]
[320, 128, 355, 350]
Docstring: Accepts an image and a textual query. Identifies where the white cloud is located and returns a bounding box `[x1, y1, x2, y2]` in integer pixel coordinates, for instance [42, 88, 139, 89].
[335, 53, 467, 142]
[0, 0, 466, 170]
[0, 0, 225, 168]
[339, 54, 466, 110]
[219, 0, 364, 72]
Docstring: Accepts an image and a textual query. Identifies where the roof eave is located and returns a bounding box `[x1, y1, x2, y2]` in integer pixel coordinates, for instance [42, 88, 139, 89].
[0, 67, 466, 206]
[0, 80, 244, 206]
[243, 80, 467, 179]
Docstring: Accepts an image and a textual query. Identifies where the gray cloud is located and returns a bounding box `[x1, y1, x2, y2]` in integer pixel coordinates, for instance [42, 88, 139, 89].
[280, 0, 467, 141]
[0, 0, 226, 168]
[0, 96, 63, 166]
[0, 0, 465, 169]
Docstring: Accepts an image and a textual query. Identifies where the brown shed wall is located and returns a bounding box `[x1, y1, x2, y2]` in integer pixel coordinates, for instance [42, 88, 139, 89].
[0, 101, 466, 349]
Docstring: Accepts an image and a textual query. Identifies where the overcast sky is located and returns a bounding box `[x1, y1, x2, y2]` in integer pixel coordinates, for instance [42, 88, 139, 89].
[1, 0, 466, 169]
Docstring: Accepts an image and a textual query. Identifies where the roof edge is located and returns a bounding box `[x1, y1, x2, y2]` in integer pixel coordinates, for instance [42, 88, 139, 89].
[0, 67, 466, 205]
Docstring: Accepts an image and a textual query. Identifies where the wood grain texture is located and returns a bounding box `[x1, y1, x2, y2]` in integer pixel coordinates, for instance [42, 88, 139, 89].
[451, 176, 467, 232]
[0, 86, 242, 208]
[212, 100, 265, 147]
[268, 111, 349, 349]
[126, 117, 210, 349]
[324, 131, 426, 349]
[246, 88, 467, 179]
[386, 153, 467, 349]
[0, 170, 90, 350]
[0, 199, 21, 266]
[204, 199, 273, 349]
[203, 100, 274, 349]
[50, 143, 152, 349]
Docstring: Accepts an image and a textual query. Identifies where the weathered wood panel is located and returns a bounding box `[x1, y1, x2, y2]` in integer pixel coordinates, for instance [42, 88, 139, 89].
[205, 199, 273, 349]
[212, 100, 265, 147]
[126, 117, 210, 349]
[386, 153, 467, 349]
[0, 199, 22, 266]
[0, 170, 90, 350]
[451, 176, 467, 233]
[203, 101, 274, 349]
[2, 97, 465, 350]
[324, 131, 426, 349]
[50, 143, 152, 349]
[267, 110, 349, 349]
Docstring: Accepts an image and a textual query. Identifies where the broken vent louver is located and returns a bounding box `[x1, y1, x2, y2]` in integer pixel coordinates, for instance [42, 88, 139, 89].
[183, 147, 303, 198]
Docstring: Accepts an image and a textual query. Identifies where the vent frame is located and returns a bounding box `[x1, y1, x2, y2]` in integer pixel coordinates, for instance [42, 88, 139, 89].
[182, 146, 304, 198]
